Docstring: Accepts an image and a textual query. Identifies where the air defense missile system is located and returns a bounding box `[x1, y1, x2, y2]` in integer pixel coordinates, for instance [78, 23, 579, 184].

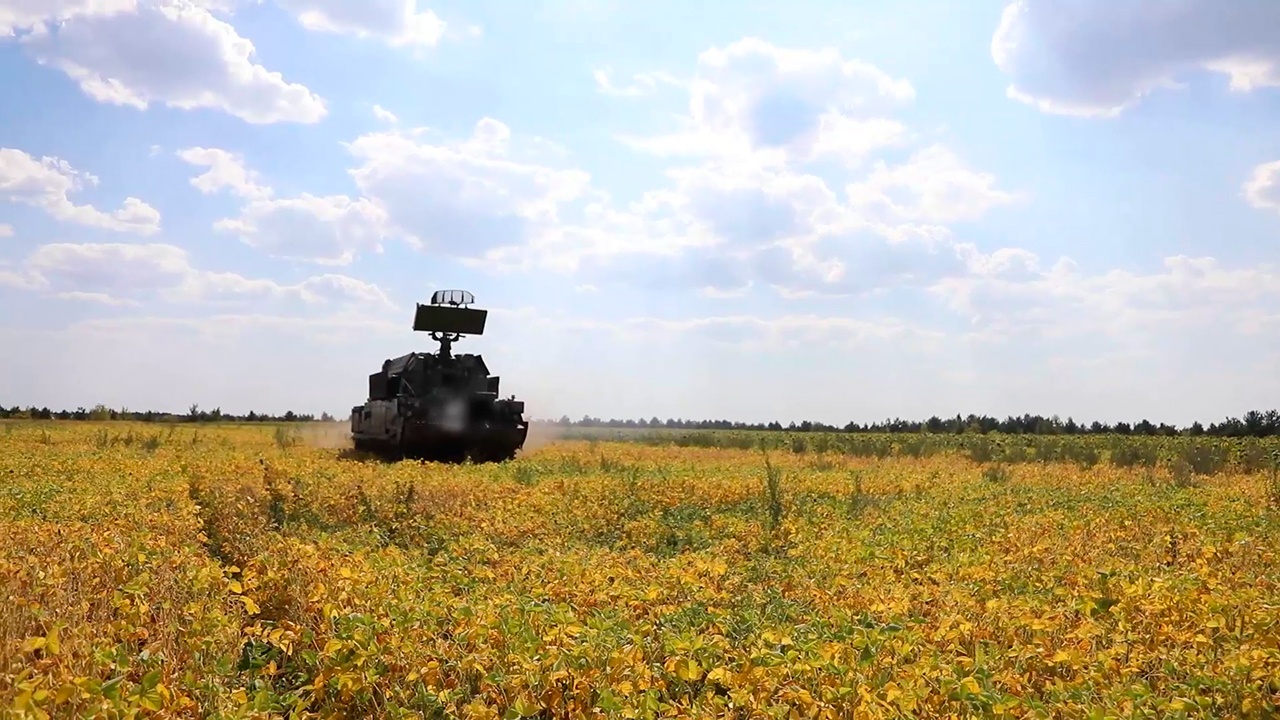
[350, 290, 528, 462]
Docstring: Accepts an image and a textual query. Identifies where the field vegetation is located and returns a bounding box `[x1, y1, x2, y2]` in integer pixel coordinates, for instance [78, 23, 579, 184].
[2, 420, 1279, 718]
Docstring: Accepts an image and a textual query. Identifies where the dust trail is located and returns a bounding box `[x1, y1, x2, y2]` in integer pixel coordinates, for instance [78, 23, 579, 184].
[520, 421, 569, 452]
[299, 422, 354, 449]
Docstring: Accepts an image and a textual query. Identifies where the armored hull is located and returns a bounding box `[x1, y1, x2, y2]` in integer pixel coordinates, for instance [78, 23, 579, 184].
[349, 291, 528, 463]
[351, 393, 528, 462]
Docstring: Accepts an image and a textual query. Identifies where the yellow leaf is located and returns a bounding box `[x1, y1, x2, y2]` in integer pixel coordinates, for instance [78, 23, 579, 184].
[706, 667, 732, 686]
[45, 625, 60, 656]
[675, 658, 702, 682]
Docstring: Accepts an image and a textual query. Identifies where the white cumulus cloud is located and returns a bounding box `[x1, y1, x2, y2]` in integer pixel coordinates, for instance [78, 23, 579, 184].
[275, 0, 445, 47]
[344, 117, 593, 258]
[175, 147, 396, 265]
[371, 104, 398, 124]
[16, 0, 327, 124]
[201, 118, 601, 266]
[159, 37, 1017, 303]
[931, 253, 1280, 342]
[0, 147, 161, 234]
[25, 242, 189, 294]
[0, 0, 135, 36]
[991, 0, 1280, 117]
[619, 37, 915, 166]
[1244, 160, 1280, 213]
[176, 146, 273, 199]
[846, 145, 1017, 224]
[215, 193, 393, 265]
[6, 241, 395, 309]
[569, 38, 1018, 299]
[592, 67, 683, 97]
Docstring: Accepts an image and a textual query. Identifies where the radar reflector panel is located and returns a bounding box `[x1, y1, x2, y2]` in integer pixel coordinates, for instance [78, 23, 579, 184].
[412, 303, 488, 335]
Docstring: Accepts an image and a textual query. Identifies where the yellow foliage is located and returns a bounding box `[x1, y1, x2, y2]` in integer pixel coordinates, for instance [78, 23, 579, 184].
[0, 420, 1278, 718]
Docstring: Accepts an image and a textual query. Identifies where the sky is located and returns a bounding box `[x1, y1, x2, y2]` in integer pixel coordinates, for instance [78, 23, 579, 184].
[1, 0, 1279, 426]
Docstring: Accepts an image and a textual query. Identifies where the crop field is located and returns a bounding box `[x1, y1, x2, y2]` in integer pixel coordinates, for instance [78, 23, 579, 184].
[2, 421, 1280, 719]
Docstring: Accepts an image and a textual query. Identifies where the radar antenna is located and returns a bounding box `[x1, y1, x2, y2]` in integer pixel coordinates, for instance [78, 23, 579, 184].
[412, 289, 486, 358]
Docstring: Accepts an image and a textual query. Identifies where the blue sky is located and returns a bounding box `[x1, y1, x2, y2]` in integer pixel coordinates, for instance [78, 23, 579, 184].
[2, 0, 1280, 425]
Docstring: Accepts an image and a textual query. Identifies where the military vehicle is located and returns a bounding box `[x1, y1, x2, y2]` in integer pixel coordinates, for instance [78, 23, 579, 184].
[349, 290, 528, 462]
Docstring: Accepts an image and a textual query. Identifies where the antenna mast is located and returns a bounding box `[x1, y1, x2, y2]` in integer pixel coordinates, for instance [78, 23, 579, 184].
[412, 289, 485, 357]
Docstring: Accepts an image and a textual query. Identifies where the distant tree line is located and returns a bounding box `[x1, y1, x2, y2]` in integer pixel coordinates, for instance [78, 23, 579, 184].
[542, 410, 1280, 439]
[5, 402, 1280, 439]
[0, 403, 337, 424]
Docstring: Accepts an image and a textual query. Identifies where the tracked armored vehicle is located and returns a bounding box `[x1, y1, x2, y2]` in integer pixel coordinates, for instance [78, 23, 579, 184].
[350, 290, 528, 462]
